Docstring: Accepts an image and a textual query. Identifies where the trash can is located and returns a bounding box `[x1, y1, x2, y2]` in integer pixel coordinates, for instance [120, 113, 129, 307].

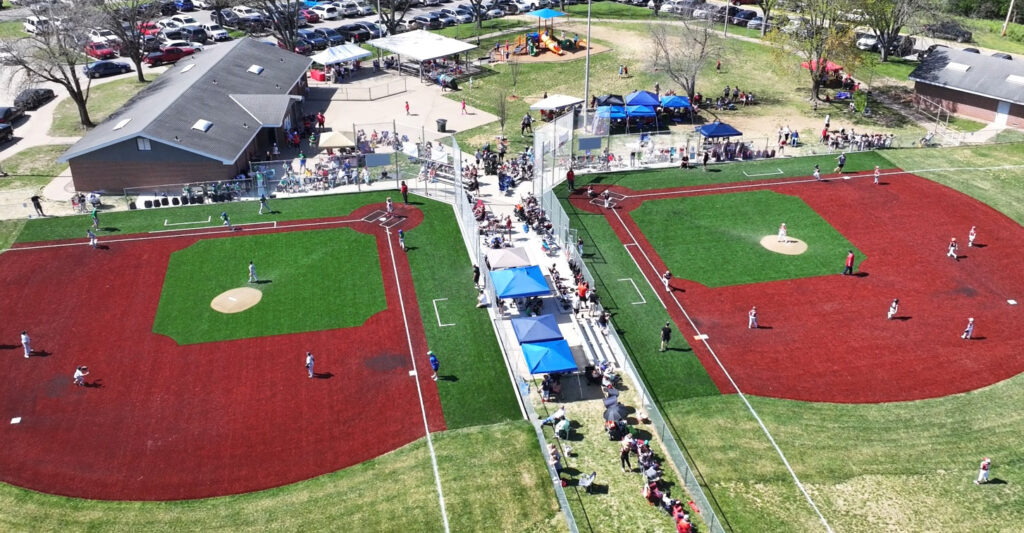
[436, 118, 447, 133]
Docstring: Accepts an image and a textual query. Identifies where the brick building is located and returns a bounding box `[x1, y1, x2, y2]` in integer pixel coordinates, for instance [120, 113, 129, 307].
[908, 47, 1024, 128]
[60, 38, 311, 193]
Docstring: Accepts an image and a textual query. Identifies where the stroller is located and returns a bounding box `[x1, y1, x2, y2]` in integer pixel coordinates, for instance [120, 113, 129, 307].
[498, 175, 515, 195]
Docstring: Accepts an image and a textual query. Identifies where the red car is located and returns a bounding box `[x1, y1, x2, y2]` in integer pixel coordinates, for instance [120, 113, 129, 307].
[299, 8, 320, 23]
[144, 46, 195, 66]
[85, 41, 118, 60]
[277, 38, 312, 55]
[138, 22, 161, 36]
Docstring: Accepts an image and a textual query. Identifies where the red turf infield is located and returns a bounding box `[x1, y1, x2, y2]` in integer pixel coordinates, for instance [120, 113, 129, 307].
[0, 204, 445, 500]
[573, 171, 1024, 403]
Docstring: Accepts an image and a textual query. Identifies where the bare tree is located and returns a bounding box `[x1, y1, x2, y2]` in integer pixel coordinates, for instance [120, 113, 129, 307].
[648, 20, 718, 102]
[857, 0, 924, 62]
[752, 0, 782, 37]
[378, 0, 414, 36]
[766, 0, 857, 100]
[90, 0, 162, 82]
[496, 89, 508, 136]
[509, 55, 521, 98]
[254, 0, 304, 50]
[0, 5, 96, 128]
[468, 0, 486, 30]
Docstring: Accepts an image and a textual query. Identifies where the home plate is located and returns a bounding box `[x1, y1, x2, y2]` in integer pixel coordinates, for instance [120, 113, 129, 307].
[1009, 299, 1018, 305]
[693, 334, 709, 340]
[10, 417, 21, 424]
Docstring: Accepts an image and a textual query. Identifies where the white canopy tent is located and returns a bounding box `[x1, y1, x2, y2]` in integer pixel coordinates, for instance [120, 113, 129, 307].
[367, 30, 476, 62]
[529, 94, 584, 111]
[310, 44, 372, 66]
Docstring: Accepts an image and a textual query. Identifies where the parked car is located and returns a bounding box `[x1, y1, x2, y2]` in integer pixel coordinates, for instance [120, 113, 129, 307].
[85, 41, 119, 60]
[395, 19, 420, 32]
[23, 16, 52, 34]
[855, 31, 879, 51]
[218, 9, 242, 28]
[333, 1, 359, 17]
[441, 7, 472, 23]
[313, 27, 345, 45]
[163, 39, 205, 51]
[354, 21, 385, 38]
[992, 52, 1013, 60]
[297, 28, 328, 49]
[14, 88, 56, 111]
[232, 5, 260, 18]
[484, 7, 504, 19]
[88, 28, 120, 45]
[157, 18, 182, 30]
[82, 60, 133, 78]
[143, 46, 195, 65]
[174, 0, 194, 10]
[0, 123, 13, 144]
[299, 8, 320, 23]
[179, 25, 209, 43]
[138, 21, 162, 35]
[201, 23, 231, 41]
[0, 106, 25, 124]
[431, 10, 457, 25]
[310, 4, 339, 20]
[170, 14, 199, 26]
[731, 9, 757, 26]
[746, 15, 774, 31]
[337, 23, 371, 42]
[278, 38, 313, 55]
[354, 1, 374, 15]
[924, 20, 972, 43]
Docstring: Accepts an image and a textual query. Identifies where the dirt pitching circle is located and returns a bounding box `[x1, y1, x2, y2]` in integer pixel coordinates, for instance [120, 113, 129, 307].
[211, 287, 263, 313]
[759, 235, 808, 255]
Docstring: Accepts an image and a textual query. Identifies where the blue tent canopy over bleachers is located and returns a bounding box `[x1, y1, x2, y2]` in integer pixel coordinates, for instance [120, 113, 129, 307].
[696, 121, 743, 138]
[511, 314, 563, 344]
[660, 94, 691, 108]
[625, 105, 656, 117]
[596, 105, 626, 119]
[490, 265, 551, 299]
[625, 90, 660, 107]
[522, 339, 578, 374]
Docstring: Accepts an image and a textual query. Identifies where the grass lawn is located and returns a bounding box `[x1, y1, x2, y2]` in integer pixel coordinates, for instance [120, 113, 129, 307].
[857, 52, 917, 82]
[946, 115, 988, 133]
[0, 420, 561, 531]
[153, 229, 386, 345]
[0, 144, 71, 192]
[50, 76, 158, 137]
[993, 129, 1024, 144]
[958, 16, 1024, 56]
[433, 18, 528, 40]
[564, 1, 656, 20]
[632, 190, 863, 287]
[0, 20, 26, 39]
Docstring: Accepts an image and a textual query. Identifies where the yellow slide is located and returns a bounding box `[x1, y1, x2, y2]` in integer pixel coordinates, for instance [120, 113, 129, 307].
[540, 32, 564, 55]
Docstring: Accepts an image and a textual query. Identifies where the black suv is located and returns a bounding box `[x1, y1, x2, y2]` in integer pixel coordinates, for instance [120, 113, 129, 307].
[924, 21, 972, 43]
[14, 88, 55, 110]
[0, 123, 13, 144]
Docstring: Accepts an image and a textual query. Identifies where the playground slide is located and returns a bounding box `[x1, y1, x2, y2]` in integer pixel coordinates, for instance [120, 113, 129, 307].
[540, 33, 564, 55]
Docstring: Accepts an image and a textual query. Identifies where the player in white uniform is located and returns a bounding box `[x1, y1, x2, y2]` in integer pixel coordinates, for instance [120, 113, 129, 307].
[873, 165, 880, 184]
[887, 298, 899, 320]
[73, 365, 89, 386]
[961, 317, 975, 339]
[947, 237, 958, 261]
[305, 352, 315, 379]
[975, 457, 991, 484]
[748, 306, 758, 329]
[968, 226, 976, 247]
[662, 270, 672, 292]
[813, 165, 821, 181]
[248, 261, 258, 283]
[21, 331, 31, 358]
[777, 223, 787, 243]
[385, 197, 394, 218]
[87, 229, 97, 248]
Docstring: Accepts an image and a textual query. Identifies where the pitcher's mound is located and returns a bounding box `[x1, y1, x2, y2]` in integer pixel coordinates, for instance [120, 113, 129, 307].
[211, 287, 263, 313]
[760, 235, 808, 255]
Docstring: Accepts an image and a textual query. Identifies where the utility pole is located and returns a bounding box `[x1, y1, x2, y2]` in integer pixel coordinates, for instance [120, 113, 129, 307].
[1003, 0, 1017, 37]
[583, 0, 592, 129]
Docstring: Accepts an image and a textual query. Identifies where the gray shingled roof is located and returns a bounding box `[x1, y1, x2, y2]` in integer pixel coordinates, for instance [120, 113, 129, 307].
[909, 47, 1024, 106]
[60, 39, 311, 164]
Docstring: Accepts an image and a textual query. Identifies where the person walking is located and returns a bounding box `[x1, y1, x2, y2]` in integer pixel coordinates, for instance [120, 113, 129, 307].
[397, 229, 406, 251]
[833, 152, 847, 174]
[968, 225, 977, 247]
[961, 317, 975, 339]
[661, 270, 672, 292]
[73, 365, 89, 386]
[221, 211, 232, 230]
[947, 237, 959, 262]
[842, 250, 855, 275]
[620, 439, 633, 473]
[404, 101, 410, 115]
[305, 351, 315, 378]
[659, 322, 672, 352]
[566, 168, 575, 191]
[259, 194, 270, 215]
[887, 298, 899, 320]
[716, 58, 721, 74]
[873, 165, 880, 185]
[748, 306, 758, 329]
[702, 151, 709, 172]
[248, 261, 258, 283]
[975, 457, 991, 484]
[577, 238, 584, 257]
[813, 164, 821, 182]
[428, 350, 440, 381]
[400, 181, 409, 204]
[91, 208, 99, 229]
[461, 98, 467, 114]
[316, 111, 325, 130]
[472, 264, 480, 287]
[87, 228, 97, 248]
[21, 331, 31, 358]
[30, 195, 44, 217]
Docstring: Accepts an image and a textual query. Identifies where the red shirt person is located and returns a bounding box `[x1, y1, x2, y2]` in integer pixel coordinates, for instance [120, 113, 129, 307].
[843, 250, 855, 275]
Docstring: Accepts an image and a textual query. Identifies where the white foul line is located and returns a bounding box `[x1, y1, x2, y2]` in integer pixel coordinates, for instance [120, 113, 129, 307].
[385, 228, 450, 532]
[164, 215, 211, 226]
[617, 278, 646, 305]
[742, 168, 783, 177]
[611, 208, 834, 533]
[149, 220, 277, 234]
[432, 298, 455, 327]
[623, 244, 666, 309]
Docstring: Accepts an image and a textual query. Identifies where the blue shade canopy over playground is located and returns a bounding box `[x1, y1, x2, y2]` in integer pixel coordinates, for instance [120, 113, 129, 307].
[696, 121, 743, 138]
[490, 266, 551, 298]
[511, 314, 564, 344]
[525, 8, 568, 19]
[521, 340, 577, 374]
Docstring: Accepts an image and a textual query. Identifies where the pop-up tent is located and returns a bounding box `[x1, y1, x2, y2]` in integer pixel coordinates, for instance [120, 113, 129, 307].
[625, 105, 656, 117]
[310, 44, 372, 66]
[486, 247, 532, 270]
[511, 314, 563, 344]
[625, 90, 660, 107]
[595, 94, 625, 107]
[596, 105, 626, 119]
[696, 121, 743, 138]
[801, 59, 843, 73]
[521, 339, 578, 374]
[529, 94, 584, 111]
[318, 130, 355, 148]
[660, 94, 691, 108]
[490, 265, 551, 299]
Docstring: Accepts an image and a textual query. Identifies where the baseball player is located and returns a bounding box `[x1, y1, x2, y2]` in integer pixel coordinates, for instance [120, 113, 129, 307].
[873, 165, 880, 185]
[968, 226, 976, 247]
[91, 208, 99, 229]
[843, 250, 855, 275]
[975, 457, 991, 484]
[87, 228, 97, 248]
[660, 322, 672, 352]
[887, 298, 899, 320]
[305, 352, 315, 379]
[21, 331, 31, 358]
[385, 197, 394, 218]
[428, 351, 440, 381]
[397, 229, 406, 251]
[833, 152, 846, 173]
[73, 365, 89, 386]
[813, 164, 821, 181]
[602, 190, 611, 209]
[248, 261, 258, 283]
[777, 223, 787, 243]
[961, 317, 975, 339]
[947, 237, 959, 262]
[662, 270, 672, 292]
[748, 306, 758, 329]
[221, 212, 232, 230]
[258, 195, 270, 215]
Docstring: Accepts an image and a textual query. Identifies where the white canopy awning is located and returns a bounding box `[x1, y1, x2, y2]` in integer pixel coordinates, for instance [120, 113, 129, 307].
[529, 94, 584, 111]
[310, 44, 372, 66]
[367, 29, 475, 62]
[319, 130, 355, 148]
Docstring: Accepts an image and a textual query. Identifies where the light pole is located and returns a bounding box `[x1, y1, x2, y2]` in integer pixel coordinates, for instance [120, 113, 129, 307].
[583, 0, 592, 128]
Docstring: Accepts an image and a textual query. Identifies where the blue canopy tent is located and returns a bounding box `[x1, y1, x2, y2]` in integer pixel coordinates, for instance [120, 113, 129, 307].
[626, 104, 658, 131]
[511, 314, 563, 344]
[522, 339, 578, 374]
[696, 121, 743, 138]
[595, 105, 626, 119]
[490, 265, 551, 299]
[660, 94, 691, 108]
[625, 90, 660, 107]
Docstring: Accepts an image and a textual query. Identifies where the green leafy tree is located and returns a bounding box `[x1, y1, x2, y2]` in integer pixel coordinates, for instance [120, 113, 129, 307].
[766, 0, 858, 100]
[858, 0, 924, 62]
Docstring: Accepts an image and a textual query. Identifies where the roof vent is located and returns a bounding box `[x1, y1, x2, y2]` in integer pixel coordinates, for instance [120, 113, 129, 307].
[945, 62, 970, 73]
[1008, 74, 1024, 85]
[182, 64, 195, 73]
[248, 64, 264, 75]
[192, 119, 213, 132]
[112, 118, 132, 130]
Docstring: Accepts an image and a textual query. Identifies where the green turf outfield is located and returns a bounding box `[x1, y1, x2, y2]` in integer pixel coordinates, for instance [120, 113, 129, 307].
[575, 151, 893, 192]
[0, 421, 561, 532]
[153, 229, 386, 345]
[631, 190, 864, 287]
